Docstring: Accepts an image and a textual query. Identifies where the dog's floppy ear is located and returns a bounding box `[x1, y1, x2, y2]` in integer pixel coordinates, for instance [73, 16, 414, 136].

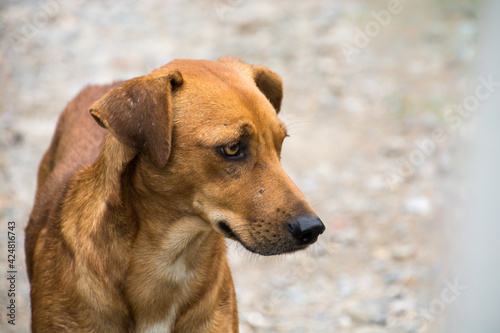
[89, 72, 183, 168]
[218, 57, 283, 113]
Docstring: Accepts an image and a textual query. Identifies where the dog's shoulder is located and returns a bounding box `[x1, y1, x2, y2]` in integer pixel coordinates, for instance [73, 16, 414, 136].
[25, 81, 122, 279]
[37, 81, 122, 186]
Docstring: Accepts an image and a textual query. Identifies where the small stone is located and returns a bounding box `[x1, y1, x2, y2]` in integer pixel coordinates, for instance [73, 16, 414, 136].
[371, 314, 387, 326]
[349, 307, 373, 324]
[338, 276, 355, 298]
[389, 299, 414, 316]
[238, 323, 253, 333]
[391, 244, 416, 261]
[404, 196, 432, 215]
[245, 311, 268, 328]
[338, 315, 352, 328]
[340, 227, 359, 244]
[348, 302, 384, 325]
[352, 326, 387, 333]
[373, 247, 392, 260]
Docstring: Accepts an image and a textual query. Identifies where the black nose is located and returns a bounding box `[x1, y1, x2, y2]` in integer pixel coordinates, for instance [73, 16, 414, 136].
[287, 216, 325, 246]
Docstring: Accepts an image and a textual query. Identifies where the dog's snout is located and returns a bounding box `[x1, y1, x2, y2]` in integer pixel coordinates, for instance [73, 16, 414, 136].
[287, 216, 325, 246]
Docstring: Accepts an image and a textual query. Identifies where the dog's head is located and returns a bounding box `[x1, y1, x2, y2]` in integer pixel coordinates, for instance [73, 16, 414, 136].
[89, 57, 324, 255]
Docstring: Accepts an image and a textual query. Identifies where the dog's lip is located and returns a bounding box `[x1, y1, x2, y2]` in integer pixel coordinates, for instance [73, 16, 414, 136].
[216, 221, 267, 253]
[217, 221, 238, 240]
[240, 241, 309, 256]
[216, 220, 318, 256]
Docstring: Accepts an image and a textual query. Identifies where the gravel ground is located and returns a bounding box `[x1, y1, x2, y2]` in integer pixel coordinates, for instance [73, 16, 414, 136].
[0, 0, 477, 332]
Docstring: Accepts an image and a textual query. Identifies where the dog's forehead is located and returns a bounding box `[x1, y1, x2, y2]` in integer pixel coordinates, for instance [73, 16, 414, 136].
[151, 60, 285, 148]
[158, 60, 281, 129]
[153, 59, 264, 106]
[153, 59, 250, 84]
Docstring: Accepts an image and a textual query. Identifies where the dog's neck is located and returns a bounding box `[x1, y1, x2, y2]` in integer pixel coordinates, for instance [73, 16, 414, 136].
[128, 171, 231, 331]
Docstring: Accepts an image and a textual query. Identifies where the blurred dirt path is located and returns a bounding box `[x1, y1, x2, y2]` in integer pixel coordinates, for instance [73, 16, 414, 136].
[0, 1, 476, 332]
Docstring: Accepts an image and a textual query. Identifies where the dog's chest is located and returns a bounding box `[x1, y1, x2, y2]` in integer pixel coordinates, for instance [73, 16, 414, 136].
[164, 250, 195, 284]
[131, 228, 213, 331]
[132, 255, 193, 332]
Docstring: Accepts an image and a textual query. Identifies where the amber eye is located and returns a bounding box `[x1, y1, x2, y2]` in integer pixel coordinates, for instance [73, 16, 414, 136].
[221, 142, 240, 157]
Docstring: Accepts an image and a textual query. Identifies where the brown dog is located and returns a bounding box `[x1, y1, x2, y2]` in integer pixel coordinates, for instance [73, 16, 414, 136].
[25, 57, 325, 332]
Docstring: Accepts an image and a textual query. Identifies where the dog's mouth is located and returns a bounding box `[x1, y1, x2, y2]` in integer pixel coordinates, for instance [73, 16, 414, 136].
[217, 221, 238, 240]
[216, 220, 307, 256]
[216, 220, 263, 253]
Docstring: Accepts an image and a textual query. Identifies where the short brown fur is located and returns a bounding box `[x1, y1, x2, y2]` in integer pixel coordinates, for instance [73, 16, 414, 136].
[25, 58, 323, 332]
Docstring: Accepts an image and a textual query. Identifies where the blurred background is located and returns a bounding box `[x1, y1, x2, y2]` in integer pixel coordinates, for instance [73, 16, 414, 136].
[0, 0, 493, 332]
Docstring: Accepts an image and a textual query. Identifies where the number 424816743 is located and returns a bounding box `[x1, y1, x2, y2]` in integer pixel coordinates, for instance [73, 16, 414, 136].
[7, 221, 16, 270]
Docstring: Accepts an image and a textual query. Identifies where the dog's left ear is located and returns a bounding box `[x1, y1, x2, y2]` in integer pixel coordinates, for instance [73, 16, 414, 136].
[218, 57, 283, 113]
[89, 72, 183, 168]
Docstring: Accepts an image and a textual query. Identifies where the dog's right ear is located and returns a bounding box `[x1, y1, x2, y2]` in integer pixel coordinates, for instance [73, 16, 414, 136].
[89, 72, 183, 168]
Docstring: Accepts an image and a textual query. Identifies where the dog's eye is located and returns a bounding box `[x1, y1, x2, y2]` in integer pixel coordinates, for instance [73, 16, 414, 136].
[221, 143, 240, 157]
